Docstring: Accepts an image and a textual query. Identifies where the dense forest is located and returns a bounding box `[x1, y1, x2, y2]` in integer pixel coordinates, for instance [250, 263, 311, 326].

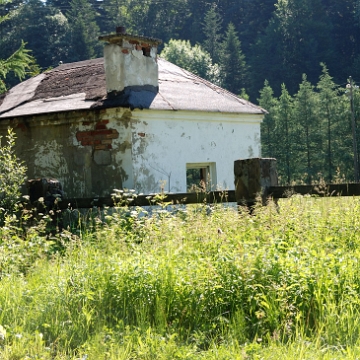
[1, 0, 360, 183]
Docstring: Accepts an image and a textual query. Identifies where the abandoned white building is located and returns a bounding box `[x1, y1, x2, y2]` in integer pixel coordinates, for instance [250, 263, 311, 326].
[0, 30, 266, 198]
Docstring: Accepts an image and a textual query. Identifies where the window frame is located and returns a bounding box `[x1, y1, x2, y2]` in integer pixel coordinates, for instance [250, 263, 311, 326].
[186, 162, 217, 192]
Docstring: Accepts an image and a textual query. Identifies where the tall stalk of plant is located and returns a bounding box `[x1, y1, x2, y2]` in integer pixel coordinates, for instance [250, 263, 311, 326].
[0, 127, 27, 226]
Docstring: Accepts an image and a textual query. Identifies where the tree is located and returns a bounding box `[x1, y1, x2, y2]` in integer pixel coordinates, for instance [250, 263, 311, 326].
[44, 11, 72, 67]
[251, 0, 334, 96]
[258, 80, 277, 159]
[160, 39, 221, 85]
[180, 0, 209, 44]
[66, 0, 102, 62]
[219, 23, 248, 95]
[325, 0, 359, 84]
[100, 0, 189, 44]
[294, 75, 320, 183]
[275, 84, 296, 184]
[0, 0, 38, 93]
[202, 4, 222, 64]
[316, 64, 344, 182]
[0, 41, 38, 93]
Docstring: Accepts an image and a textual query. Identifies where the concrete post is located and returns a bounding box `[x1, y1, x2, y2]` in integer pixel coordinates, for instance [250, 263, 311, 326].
[234, 158, 278, 207]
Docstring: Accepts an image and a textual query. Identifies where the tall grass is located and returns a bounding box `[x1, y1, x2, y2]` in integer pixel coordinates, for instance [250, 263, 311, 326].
[1, 196, 360, 358]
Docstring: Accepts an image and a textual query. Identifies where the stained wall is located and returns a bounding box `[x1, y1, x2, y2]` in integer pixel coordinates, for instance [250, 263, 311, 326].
[0, 107, 262, 197]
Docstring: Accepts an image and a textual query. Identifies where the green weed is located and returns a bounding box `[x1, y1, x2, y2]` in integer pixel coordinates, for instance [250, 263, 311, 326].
[1, 196, 360, 358]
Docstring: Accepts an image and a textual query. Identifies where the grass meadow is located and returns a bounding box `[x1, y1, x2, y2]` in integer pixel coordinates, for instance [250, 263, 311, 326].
[1, 195, 360, 359]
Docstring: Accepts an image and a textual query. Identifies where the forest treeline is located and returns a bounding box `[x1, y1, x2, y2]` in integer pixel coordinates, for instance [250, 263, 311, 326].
[260, 67, 360, 184]
[1, 0, 360, 183]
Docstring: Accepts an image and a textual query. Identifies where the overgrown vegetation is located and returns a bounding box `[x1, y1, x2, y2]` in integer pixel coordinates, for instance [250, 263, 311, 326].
[0, 128, 27, 226]
[259, 68, 360, 184]
[1, 196, 360, 358]
[0, 0, 39, 93]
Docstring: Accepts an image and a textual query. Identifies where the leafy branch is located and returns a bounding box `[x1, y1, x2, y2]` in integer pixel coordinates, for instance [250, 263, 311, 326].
[0, 0, 39, 93]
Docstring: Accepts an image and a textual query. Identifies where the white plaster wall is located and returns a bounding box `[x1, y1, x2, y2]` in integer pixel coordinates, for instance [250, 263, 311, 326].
[0, 108, 262, 197]
[130, 110, 262, 194]
[104, 44, 158, 93]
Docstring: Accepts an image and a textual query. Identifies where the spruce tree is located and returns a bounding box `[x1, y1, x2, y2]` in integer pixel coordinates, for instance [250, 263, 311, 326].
[272, 84, 297, 184]
[202, 4, 222, 64]
[219, 22, 248, 95]
[294, 75, 320, 183]
[316, 64, 343, 182]
[258, 80, 277, 159]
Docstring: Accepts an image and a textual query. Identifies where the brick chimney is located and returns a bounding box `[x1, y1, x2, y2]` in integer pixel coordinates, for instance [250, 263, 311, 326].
[99, 28, 162, 94]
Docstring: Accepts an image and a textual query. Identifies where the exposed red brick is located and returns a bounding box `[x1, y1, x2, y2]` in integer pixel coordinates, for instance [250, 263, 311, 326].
[77, 127, 118, 147]
[141, 43, 150, 48]
[92, 129, 112, 136]
[80, 137, 92, 143]
[76, 131, 92, 140]
[129, 40, 139, 45]
[95, 144, 107, 150]
[105, 133, 119, 139]
[101, 139, 112, 145]
[95, 123, 107, 130]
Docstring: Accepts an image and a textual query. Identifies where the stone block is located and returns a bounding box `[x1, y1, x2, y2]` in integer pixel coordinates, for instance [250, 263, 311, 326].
[234, 158, 278, 206]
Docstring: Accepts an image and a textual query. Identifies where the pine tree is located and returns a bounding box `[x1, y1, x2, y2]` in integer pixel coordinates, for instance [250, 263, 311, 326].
[316, 64, 343, 182]
[294, 75, 320, 183]
[219, 22, 248, 95]
[275, 84, 296, 184]
[258, 80, 277, 159]
[202, 4, 222, 64]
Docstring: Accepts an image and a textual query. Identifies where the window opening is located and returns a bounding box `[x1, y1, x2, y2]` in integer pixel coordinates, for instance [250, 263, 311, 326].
[186, 163, 216, 192]
[142, 46, 151, 57]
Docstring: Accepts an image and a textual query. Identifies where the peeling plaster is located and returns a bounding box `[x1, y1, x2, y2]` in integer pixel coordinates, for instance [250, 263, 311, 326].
[1, 107, 262, 197]
[33, 140, 69, 179]
[116, 110, 132, 128]
[118, 140, 132, 153]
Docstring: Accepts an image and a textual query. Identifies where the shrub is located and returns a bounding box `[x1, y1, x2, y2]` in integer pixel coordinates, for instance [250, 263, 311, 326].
[0, 127, 27, 226]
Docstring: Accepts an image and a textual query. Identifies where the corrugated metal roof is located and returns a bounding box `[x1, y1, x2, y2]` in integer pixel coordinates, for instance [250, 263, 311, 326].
[0, 57, 266, 119]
